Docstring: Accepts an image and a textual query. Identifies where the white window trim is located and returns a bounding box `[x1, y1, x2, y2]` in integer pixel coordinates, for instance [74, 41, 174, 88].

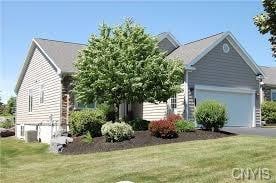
[28, 89, 33, 113]
[271, 89, 276, 101]
[169, 94, 177, 114]
[39, 84, 45, 104]
[223, 43, 230, 53]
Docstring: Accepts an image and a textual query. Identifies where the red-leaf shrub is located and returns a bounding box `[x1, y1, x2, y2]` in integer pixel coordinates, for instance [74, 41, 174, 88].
[149, 119, 177, 138]
[166, 114, 183, 123]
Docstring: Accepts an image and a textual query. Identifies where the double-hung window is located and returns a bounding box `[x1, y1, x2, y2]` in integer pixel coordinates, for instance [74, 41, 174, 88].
[40, 84, 44, 103]
[170, 94, 177, 111]
[28, 89, 33, 112]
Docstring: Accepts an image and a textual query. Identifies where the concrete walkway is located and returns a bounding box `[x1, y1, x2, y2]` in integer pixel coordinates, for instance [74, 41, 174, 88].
[222, 127, 276, 137]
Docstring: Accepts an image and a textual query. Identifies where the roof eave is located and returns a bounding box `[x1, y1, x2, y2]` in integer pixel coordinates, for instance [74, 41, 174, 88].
[14, 39, 62, 94]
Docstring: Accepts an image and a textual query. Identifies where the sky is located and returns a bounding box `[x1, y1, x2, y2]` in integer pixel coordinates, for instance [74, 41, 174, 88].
[1, 1, 275, 103]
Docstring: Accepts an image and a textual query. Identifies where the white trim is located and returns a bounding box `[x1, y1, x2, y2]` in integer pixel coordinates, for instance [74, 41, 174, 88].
[158, 32, 181, 48]
[252, 93, 256, 127]
[185, 71, 189, 119]
[14, 39, 62, 94]
[187, 31, 265, 76]
[195, 85, 256, 94]
[195, 84, 256, 127]
[28, 88, 33, 114]
[33, 39, 62, 74]
[271, 89, 276, 101]
[188, 33, 229, 66]
[226, 32, 265, 76]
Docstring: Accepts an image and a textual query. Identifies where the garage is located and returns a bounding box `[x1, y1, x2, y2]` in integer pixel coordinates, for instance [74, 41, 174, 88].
[195, 85, 255, 127]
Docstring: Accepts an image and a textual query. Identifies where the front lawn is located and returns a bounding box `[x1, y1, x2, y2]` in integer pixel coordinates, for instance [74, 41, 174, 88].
[1, 136, 276, 183]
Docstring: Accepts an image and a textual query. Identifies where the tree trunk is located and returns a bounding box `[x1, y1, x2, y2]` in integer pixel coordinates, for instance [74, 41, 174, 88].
[114, 103, 120, 122]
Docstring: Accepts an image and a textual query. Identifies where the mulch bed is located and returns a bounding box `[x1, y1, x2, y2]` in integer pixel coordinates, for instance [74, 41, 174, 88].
[62, 130, 236, 155]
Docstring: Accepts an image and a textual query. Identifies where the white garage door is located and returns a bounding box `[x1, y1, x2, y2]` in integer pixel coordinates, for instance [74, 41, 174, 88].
[195, 85, 255, 127]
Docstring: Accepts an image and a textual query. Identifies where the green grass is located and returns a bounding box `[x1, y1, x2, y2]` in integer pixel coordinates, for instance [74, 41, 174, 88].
[1, 136, 276, 183]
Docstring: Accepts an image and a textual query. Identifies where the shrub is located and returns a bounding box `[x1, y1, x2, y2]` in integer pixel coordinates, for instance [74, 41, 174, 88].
[0, 118, 14, 129]
[262, 101, 276, 124]
[175, 120, 195, 133]
[127, 118, 150, 131]
[166, 114, 183, 123]
[96, 103, 116, 121]
[195, 100, 227, 131]
[82, 131, 93, 144]
[101, 122, 134, 142]
[69, 109, 106, 136]
[149, 119, 177, 138]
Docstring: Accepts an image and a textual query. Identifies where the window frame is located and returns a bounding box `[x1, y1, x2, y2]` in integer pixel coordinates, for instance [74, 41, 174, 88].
[39, 84, 45, 104]
[170, 94, 177, 111]
[271, 89, 276, 101]
[28, 89, 33, 113]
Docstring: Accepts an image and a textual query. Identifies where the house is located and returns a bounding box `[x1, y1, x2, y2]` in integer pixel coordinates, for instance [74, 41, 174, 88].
[260, 66, 276, 102]
[15, 31, 268, 143]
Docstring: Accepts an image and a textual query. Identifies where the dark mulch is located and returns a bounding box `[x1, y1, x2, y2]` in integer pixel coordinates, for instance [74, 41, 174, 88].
[62, 130, 236, 155]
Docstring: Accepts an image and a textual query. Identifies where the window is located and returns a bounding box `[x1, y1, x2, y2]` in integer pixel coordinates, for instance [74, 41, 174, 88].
[20, 125, 24, 136]
[170, 94, 177, 110]
[40, 84, 44, 103]
[271, 90, 276, 101]
[223, 43, 230, 53]
[28, 89, 33, 112]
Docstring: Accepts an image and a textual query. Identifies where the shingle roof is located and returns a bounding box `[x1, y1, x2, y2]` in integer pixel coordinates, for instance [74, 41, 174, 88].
[34, 32, 225, 74]
[166, 32, 225, 65]
[34, 38, 86, 73]
[260, 66, 276, 86]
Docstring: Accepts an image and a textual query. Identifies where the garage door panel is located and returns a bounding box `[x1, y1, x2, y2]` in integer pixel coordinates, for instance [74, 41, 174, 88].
[196, 89, 253, 127]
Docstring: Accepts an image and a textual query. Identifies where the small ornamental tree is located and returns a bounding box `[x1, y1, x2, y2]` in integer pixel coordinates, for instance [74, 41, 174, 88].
[74, 19, 184, 120]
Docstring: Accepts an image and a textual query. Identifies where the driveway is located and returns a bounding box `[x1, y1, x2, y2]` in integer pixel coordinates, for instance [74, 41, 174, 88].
[222, 127, 276, 137]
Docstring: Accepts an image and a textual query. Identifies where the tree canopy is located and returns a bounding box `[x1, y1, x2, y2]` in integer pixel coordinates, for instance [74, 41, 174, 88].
[74, 19, 184, 119]
[254, 0, 276, 58]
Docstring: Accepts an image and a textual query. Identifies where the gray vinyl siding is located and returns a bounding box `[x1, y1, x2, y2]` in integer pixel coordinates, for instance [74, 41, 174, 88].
[158, 38, 177, 54]
[189, 39, 258, 90]
[16, 47, 62, 124]
[188, 38, 260, 122]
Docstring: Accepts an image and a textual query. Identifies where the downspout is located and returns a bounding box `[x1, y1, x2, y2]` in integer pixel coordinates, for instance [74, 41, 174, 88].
[185, 71, 189, 120]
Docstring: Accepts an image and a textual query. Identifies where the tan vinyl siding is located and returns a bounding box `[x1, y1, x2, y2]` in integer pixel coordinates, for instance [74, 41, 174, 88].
[142, 84, 185, 121]
[16, 48, 61, 124]
[142, 102, 167, 121]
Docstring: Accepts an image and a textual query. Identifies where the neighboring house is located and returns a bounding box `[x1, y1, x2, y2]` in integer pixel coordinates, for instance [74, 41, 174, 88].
[260, 66, 276, 102]
[15, 31, 267, 143]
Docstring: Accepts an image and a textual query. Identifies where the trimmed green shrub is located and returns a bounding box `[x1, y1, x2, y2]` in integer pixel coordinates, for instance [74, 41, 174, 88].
[262, 101, 276, 124]
[0, 118, 14, 129]
[195, 100, 227, 131]
[101, 122, 134, 142]
[127, 118, 150, 131]
[175, 120, 195, 133]
[69, 109, 106, 136]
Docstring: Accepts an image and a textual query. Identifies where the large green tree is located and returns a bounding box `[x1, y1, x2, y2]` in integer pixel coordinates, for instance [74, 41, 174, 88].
[74, 19, 184, 120]
[254, 0, 276, 58]
[6, 96, 16, 114]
